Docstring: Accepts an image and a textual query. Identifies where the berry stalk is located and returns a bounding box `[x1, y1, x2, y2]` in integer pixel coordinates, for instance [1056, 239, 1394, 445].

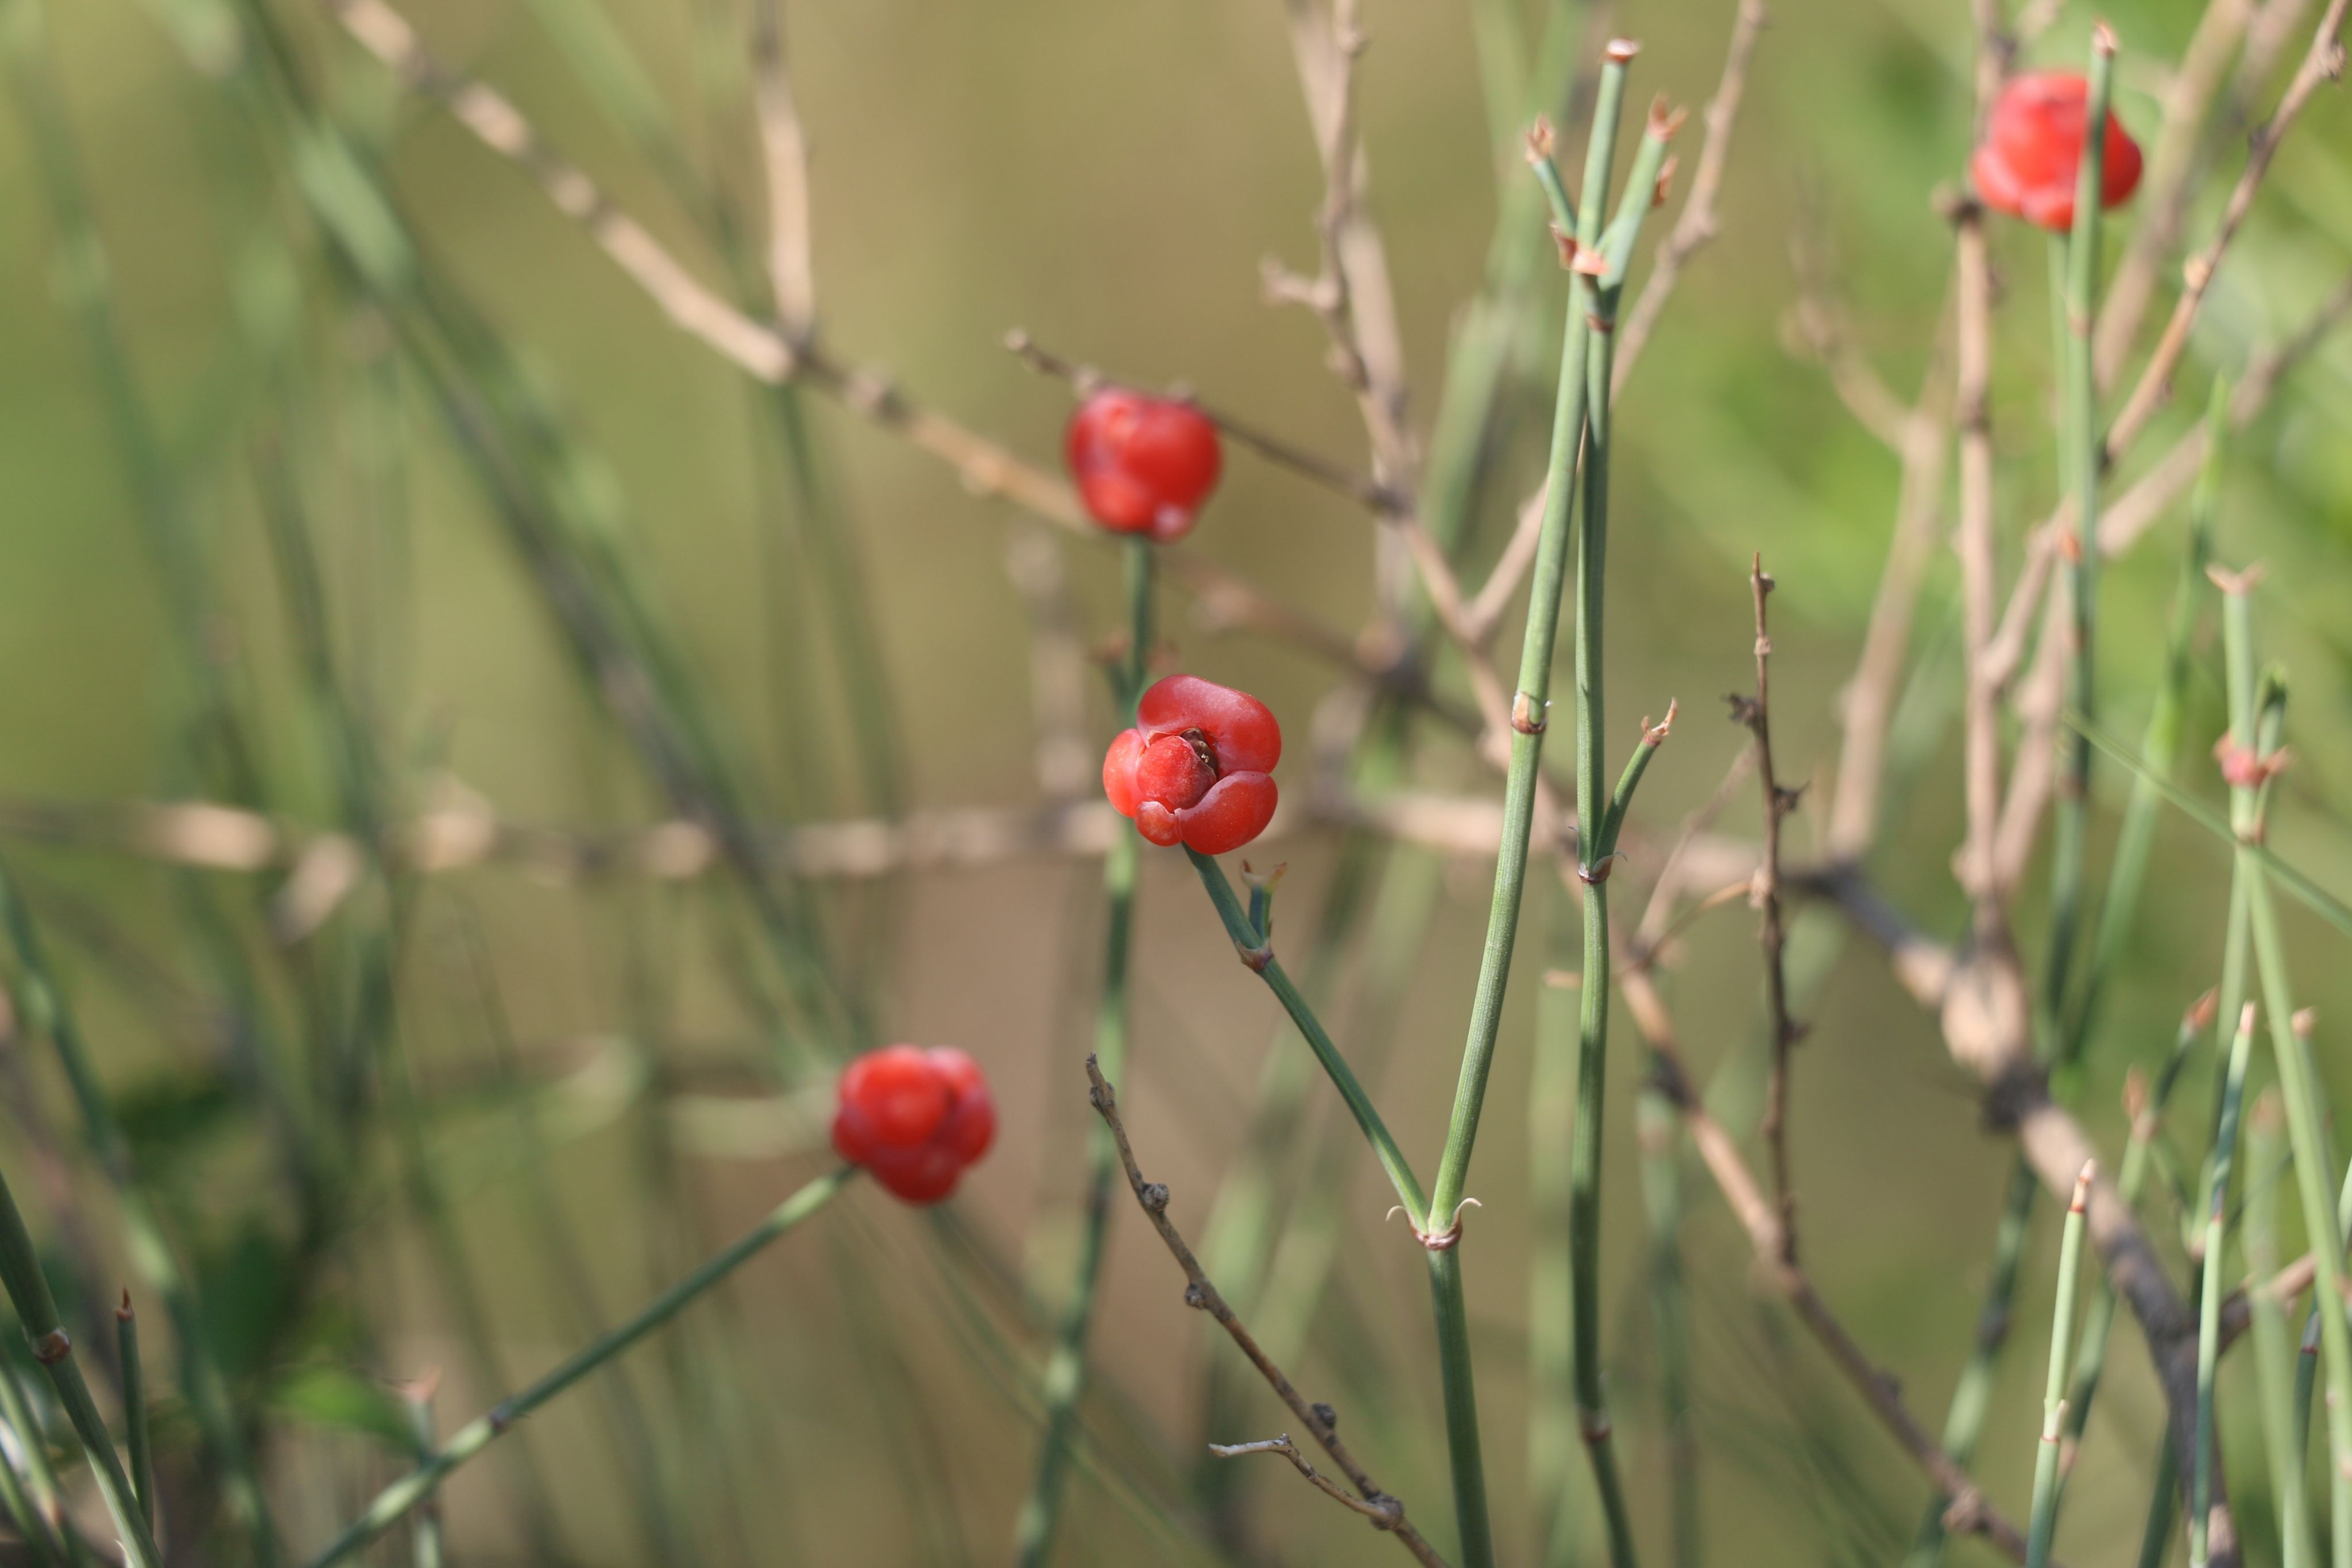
[1014, 535, 1154, 1566]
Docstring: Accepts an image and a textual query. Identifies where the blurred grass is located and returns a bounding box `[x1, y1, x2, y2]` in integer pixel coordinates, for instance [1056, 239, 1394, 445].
[0, 0, 2345, 1563]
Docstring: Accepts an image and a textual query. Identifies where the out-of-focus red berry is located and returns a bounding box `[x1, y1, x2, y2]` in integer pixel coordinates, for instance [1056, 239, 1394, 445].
[1971, 71, 2144, 233]
[832, 1046, 996, 1205]
[1065, 389, 1223, 541]
[1101, 674, 1281, 855]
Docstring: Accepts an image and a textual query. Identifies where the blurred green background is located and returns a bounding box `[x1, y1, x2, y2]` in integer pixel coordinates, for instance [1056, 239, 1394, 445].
[1, 0, 2349, 1562]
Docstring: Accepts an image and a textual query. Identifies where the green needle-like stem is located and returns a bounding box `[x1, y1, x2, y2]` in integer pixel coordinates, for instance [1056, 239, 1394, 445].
[2044, 32, 2117, 1042]
[306, 1166, 854, 1567]
[2191, 999, 2258, 1567]
[2025, 1164, 2094, 1568]
[114, 1296, 152, 1531]
[1015, 537, 1153, 1566]
[0, 1166, 160, 1568]
[2249, 1097, 2312, 1568]
[1183, 848, 1426, 1223]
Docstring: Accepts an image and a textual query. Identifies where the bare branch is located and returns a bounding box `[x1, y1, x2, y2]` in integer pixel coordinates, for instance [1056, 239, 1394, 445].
[1206, 1435, 1405, 1528]
[1612, 0, 1769, 391]
[1082, 1057, 1450, 1568]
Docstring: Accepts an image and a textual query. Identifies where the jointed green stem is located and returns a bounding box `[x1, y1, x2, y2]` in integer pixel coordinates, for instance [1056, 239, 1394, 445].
[1183, 849, 1426, 1222]
[113, 1297, 152, 1531]
[0, 1163, 160, 1568]
[2025, 1165, 2094, 1568]
[2247, 1100, 2311, 1568]
[2191, 1000, 2258, 1567]
[306, 1166, 854, 1567]
[2044, 37, 2117, 1043]
[1015, 537, 1154, 1566]
[2215, 579, 2352, 1568]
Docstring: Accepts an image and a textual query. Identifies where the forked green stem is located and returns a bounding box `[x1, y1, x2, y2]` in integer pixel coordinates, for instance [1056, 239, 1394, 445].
[306, 1166, 854, 1567]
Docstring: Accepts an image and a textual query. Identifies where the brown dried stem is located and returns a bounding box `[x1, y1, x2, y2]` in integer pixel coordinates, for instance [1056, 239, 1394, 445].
[1612, 0, 1769, 391]
[1738, 557, 1803, 1261]
[1082, 1056, 1450, 1568]
[1615, 961, 2041, 1565]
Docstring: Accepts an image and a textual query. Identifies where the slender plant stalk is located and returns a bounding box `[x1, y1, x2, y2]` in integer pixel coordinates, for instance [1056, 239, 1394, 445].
[2248, 1096, 2312, 1568]
[0, 1164, 160, 1568]
[1531, 886, 1585, 1568]
[2026, 1163, 2095, 1568]
[1637, 1085, 1699, 1568]
[400, 1384, 446, 1568]
[2191, 1000, 2258, 1567]
[2044, 32, 2118, 1039]
[2057, 993, 2213, 1499]
[2137, 1407, 2181, 1568]
[113, 1296, 152, 1531]
[1560, 73, 1682, 1568]
[1015, 537, 1154, 1566]
[1917, 44, 2140, 1565]
[306, 1166, 854, 1567]
[2066, 380, 2225, 1055]
[0, 1357, 80, 1568]
[0, 861, 277, 1565]
[2214, 578, 2352, 1568]
[0, 1386, 63, 1568]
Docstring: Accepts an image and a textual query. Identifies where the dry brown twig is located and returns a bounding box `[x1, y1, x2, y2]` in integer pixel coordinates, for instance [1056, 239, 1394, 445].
[1611, 0, 1769, 391]
[1612, 961, 2042, 1565]
[1082, 1056, 1450, 1568]
[1735, 556, 1805, 1261]
[745, 0, 815, 342]
[2102, 0, 2351, 459]
[322, 0, 1410, 713]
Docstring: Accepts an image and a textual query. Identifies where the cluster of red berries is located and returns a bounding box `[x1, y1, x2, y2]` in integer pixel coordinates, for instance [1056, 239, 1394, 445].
[831, 1045, 997, 1204]
[1972, 70, 2144, 232]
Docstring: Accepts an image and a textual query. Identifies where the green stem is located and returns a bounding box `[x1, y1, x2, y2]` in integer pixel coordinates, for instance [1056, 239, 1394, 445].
[0, 1356, 81, 1568]
[305, 1166, 854, 1568]
[2025, 1166, 2094, 1568]
[2137, 1433, 2180, 1568]
[1531, 888, 1583, 1568]
[1182, 848, 1425, 1222]
[113, 1297, 152, 1531]
[1637, 1087, 1699, 1568]
[2248, 1102, 2311, 1568]
[0, 1381, 62, 1568]
[1563, 83, 1680, 1568]
[2045, 36, 2116, 1042]
[1013, 537, 1152, 1567]
[2190, 1000, 2258, 1567]
[0, 860, 275, 1565]
[2217, 582, 2352, 1568]
[0, 1166, 160, 1568]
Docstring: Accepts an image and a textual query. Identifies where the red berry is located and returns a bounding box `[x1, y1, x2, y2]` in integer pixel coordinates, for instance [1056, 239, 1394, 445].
[1065, 390, 1223, 541]
[831, 1046, 996, 1206]
[1971, 71, 2144, 233]
[1102, 674, 1281, 855]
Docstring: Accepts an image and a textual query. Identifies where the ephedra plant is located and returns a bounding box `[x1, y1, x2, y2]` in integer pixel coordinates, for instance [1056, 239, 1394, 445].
[0, 0, 2349, 1565]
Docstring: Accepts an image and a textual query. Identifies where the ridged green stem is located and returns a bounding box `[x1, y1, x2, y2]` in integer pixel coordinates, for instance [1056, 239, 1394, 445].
[1014, 537, 1152, 1567]
[305, 1166, 854, 1567]
[2218, 581, 2352, 1568]
[2191, 1000, 2259, 1567]
[2248, 1102, 2311, 1568]
[2025, 1167, 2093, 1568]
[0, 1356, 80, 1568]
[2044, 39, 2117, 1039]
[0, 861, 274, 1565]
[1636, 1086, 1699, 1568]
[1531, 885, 1584, 1568]
[0, 1163, 160, 1568]
[1182, 849, 1425, 1224]
[113, 1298, 151, 1531]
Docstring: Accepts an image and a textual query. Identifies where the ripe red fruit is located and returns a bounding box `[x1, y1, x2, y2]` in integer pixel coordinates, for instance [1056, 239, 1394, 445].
[1971, 71, 2144, 233]
[1102, 674, 1280, 855]
[1064, 389, 1223, 541]
[833, 1046, 997, 1205]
